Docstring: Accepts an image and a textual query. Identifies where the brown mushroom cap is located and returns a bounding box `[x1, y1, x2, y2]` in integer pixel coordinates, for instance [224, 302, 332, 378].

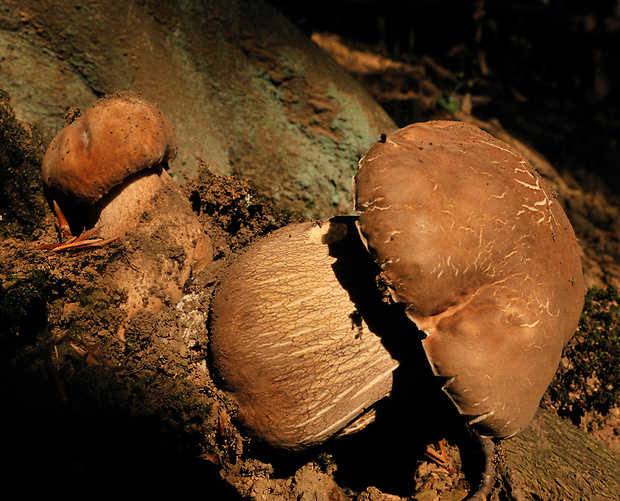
[210, 218, 402, 450]
[353, 120, 585, 438]
[42, 91, 177, 205]
[39, 92, 212, 315]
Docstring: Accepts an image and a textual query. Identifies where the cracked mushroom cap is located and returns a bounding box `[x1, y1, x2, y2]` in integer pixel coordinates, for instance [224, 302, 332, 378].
[353, 120, 585, 438]
[210, 218, 403, 451]
[42, 92, 177, 205]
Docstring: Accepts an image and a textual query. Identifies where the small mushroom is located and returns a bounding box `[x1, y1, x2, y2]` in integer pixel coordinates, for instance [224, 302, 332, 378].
[353, 120, 585, 438]
[41, 91, 212, 313]
[210, 218, 412, 450]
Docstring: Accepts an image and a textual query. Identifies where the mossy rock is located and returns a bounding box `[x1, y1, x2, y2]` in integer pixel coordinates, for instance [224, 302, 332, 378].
[0, 0, 396, 218]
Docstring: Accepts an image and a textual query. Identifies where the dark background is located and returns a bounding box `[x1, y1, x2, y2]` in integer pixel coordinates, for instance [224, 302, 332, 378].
[268, 0, 620, 102]
[267, 0, 620, 195]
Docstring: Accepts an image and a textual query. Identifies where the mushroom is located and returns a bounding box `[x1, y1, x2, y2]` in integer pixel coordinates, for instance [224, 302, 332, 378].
[353, 120, 585, 438]
[210, 217, 415, 450]
[41, 91, 212, 313]
[209, 119, 584, 498]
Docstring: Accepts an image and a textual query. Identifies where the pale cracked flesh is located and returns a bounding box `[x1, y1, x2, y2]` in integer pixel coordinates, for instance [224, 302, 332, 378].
[210, 218, 410, 450]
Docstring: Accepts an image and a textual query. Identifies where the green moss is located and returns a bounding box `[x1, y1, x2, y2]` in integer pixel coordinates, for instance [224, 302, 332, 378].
[279, 48, 306, 80]
[436, 95, 460, 114]
[547, 285, 620, 420]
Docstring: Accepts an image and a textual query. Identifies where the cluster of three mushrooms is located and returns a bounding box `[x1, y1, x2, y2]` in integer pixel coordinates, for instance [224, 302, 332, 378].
[209, 120, 585, 451]
[40, 97, 585, 455]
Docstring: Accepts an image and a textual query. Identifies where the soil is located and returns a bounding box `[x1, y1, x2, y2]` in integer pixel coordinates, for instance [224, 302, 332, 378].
[2, 4, 620, 501]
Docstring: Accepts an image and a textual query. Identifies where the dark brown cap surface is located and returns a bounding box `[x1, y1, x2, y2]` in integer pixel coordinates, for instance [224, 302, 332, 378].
[353, 120, 585, 437]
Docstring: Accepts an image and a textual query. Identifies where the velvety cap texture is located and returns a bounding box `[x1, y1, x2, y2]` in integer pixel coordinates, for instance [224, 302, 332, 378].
[353, 120, 585, 437]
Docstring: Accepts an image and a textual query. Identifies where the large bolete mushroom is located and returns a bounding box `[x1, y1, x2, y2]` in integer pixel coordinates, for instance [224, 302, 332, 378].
[210, 218, 414, 451]
[41, 91, 211, 313]
[353, 120, 585, 438]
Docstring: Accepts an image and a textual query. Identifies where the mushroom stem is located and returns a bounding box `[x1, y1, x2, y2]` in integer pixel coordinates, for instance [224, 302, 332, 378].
[84, 164, 195, 244]
[86, 166, 165, 239]
[97, 168, 211, 315]
[466, 434, 496, 501]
